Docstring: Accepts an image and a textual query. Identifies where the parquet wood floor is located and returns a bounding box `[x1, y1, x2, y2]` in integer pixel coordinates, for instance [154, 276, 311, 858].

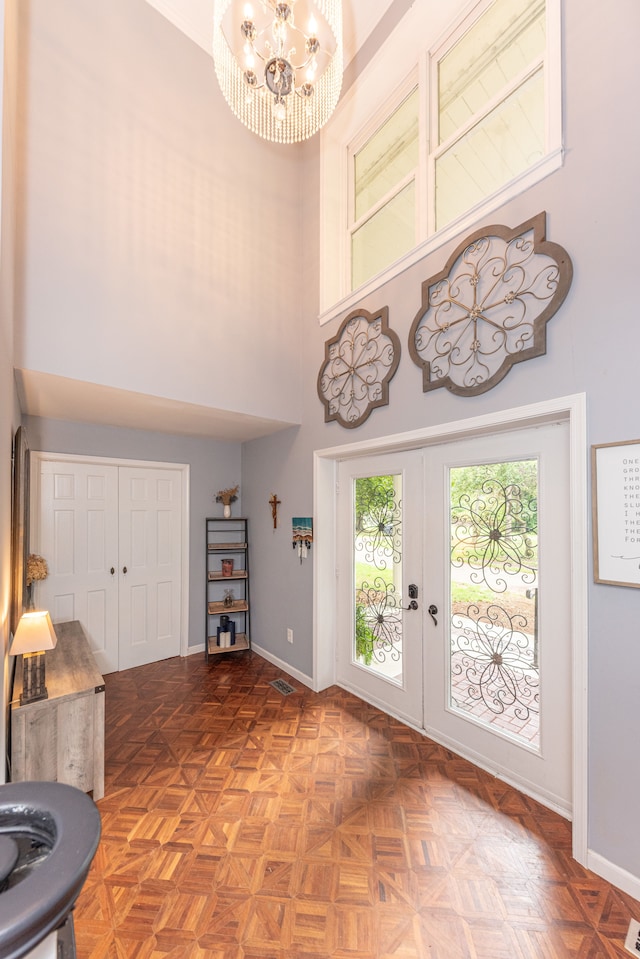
[74, 652, 638, 958]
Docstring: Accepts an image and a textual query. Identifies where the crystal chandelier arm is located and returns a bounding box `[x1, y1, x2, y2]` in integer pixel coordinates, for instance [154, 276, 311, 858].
[213, 0, 343, 143]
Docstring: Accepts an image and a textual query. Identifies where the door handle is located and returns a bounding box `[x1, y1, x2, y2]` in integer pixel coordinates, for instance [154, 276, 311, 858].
[122, 566, 128, 574]
[110, 567, 115, 575]
[428, 604, 438, 626]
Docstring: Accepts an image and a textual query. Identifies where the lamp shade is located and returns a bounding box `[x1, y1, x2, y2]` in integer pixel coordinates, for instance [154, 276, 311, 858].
[10, 611, 57, 655]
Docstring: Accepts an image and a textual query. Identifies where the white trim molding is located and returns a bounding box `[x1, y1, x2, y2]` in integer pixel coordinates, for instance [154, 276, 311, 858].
[587, 851, 640, 903]
[251, 642, 314, 691]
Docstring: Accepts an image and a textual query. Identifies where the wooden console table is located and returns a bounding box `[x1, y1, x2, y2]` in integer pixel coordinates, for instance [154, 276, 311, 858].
[10, 620, 105, 800]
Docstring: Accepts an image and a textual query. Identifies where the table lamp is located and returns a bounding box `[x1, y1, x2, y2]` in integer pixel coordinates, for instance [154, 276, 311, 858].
[10, 610, 57, 705]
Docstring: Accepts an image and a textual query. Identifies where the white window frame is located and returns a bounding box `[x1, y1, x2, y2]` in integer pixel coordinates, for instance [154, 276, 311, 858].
[319, 0, 563, 325]
[347, 73, 421, 292]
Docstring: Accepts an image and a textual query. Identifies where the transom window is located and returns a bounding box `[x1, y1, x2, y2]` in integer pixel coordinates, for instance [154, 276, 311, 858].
[320, 0, 562, 323]
[350, 87, 419, 290]
[434, 0, 546, 231]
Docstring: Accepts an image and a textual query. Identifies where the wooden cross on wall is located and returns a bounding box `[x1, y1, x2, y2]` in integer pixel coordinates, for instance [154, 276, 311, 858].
[269, 493, 281, 529]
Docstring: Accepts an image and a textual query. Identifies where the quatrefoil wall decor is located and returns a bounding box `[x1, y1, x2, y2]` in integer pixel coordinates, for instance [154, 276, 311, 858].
[318, 306, 400, 428]
[409, 212, 573, 396]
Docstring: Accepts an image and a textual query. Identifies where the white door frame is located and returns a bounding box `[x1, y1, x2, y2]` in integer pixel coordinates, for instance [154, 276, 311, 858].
[30, 451, 191, 659]
[313, 393, 588, 866]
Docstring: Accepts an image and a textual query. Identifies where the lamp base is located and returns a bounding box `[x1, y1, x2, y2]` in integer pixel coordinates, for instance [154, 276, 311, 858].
[20, 651, 49, 705]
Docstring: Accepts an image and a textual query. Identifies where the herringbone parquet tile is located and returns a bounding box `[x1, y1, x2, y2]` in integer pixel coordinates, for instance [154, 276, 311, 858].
[74, 652, 638, 958]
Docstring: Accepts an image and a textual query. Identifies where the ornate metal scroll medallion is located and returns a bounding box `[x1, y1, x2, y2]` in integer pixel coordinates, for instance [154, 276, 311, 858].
[355, 478, 402, 572]
[451, 604, 539, 719]
[409, 212, 572, 396]
[318, 306, 400, 428]
[451, 475, 538, 594]
[354, 478, 403, 667]
[449, 466, 539, 723]
[357, 578, 402, 666]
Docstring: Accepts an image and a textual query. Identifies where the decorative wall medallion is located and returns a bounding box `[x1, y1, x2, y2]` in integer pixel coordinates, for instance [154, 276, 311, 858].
[318, 306, 400, 428]
[409, 212, 573, 396]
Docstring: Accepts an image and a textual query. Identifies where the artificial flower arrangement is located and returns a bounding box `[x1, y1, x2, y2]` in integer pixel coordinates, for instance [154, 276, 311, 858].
[215, 485, 239, 507]
[26, 553, 48, 585]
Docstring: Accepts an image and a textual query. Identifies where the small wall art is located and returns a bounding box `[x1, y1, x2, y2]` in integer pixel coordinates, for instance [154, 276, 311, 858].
[292, 517, 313, 562]
[269, 493, 281, 529]
[592, 439, 640, 587]
[317, 306, 400, 428]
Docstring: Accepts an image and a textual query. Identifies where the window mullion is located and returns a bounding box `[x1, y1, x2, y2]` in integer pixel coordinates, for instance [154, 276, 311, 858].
[349, 169, 417, 236]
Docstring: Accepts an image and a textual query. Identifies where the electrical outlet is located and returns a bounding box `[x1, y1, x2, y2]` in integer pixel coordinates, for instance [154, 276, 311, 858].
[625, 918, 640, 955]
[287, 628, 293, 644]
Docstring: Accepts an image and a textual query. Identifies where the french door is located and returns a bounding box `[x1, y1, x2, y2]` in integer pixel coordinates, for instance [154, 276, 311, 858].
[337, 422, 571, 814]
[337, 450, 424, 728]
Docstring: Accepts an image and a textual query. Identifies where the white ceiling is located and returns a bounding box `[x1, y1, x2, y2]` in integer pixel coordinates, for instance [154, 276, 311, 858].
[143, 0, 397, 68]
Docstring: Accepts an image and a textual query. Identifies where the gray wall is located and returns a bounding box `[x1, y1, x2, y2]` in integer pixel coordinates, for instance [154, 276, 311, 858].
[15, 0, 304, 425]
[242, 0, 640, 880]
[23, 415, 242, 651]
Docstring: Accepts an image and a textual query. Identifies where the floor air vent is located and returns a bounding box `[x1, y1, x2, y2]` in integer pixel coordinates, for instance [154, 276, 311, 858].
[270, 679, 296, 696]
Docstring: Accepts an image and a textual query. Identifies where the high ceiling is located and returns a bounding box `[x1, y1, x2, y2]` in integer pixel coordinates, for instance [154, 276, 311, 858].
[143, 0, 397, 69]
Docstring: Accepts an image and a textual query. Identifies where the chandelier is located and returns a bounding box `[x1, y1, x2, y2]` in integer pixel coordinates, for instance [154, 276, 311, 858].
[213, 0, 343, 144]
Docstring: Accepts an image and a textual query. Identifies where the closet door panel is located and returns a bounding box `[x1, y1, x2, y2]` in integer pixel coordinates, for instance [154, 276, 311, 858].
[36, 462, 119, 675]
[34, 457, 183, 673]
[118, 467, 182, 670]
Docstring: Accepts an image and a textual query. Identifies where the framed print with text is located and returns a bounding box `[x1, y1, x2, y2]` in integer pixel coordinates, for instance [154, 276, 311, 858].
[592, 439, 640, 587]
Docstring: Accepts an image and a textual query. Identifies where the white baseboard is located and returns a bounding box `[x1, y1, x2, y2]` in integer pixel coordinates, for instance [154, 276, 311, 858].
[250, 642, 313, 689]
[588, 850, 640, 902]
[336, 679, 570, 819]
[186, 643, 205, 656]
[422, 723, 571, 821]
[185, 640, 313, 691]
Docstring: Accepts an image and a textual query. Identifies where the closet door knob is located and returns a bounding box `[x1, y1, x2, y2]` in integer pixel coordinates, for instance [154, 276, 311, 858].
[122, 566, 128, 574]
[110, 567, 115, 575]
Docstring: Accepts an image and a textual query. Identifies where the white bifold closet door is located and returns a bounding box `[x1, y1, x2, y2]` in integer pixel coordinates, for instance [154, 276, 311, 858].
[34, 458, 182, 674]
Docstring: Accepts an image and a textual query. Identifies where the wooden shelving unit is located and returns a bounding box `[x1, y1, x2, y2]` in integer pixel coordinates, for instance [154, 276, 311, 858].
[205, 517, 250, 661]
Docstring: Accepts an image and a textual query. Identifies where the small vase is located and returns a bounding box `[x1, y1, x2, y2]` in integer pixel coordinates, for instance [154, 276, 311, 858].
[223, 504, 231, 519]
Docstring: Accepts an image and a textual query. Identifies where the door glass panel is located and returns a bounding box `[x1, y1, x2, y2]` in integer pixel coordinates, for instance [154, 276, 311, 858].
[448, 459, 539, 748]
[353, 474, 403, 685]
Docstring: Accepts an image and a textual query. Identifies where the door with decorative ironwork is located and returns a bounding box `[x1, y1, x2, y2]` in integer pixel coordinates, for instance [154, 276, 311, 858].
[423, 423, 571, 815]
[337, 451, 424, 728]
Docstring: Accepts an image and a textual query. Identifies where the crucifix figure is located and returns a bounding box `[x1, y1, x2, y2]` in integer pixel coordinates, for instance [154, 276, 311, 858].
[269, 493, 281, 529]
